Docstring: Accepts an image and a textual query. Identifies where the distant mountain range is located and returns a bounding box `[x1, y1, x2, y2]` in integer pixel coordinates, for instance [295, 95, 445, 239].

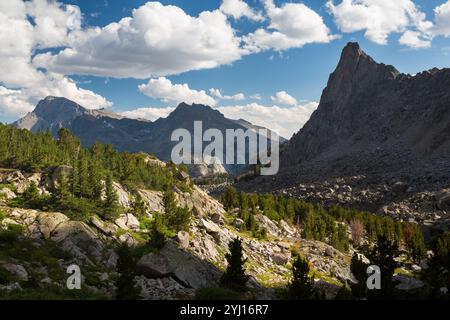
[13, 97, 285, 177]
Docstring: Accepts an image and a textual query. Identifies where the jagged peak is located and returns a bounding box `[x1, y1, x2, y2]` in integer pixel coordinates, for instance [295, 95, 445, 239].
[332, 42, 400, 82]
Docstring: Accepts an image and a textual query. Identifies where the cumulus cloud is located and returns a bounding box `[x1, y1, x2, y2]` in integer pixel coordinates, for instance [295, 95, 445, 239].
[120, 106, 175, 121]
[139, 77, 217, 106]
[244, 0, 337, 51]
[399, 30, 431, 48]
[34, 2, 248, 79]
[209, 88, 246, 101]
[270, 91, 297, 106]
[217, 102, 318, 138]
[434, 1, 450, 37]
[0, 0, 110, 118]
[327, 0, 433, 47]
[120, 101, 318, 138]
[219, 0, 263, 21]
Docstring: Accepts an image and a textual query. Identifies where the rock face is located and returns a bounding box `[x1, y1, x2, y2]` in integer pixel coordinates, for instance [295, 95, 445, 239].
[137, 241, 221, 289]
[282, 42, 450, 176]
[239, 42, 450, 228]
[13, 97, 284, 177]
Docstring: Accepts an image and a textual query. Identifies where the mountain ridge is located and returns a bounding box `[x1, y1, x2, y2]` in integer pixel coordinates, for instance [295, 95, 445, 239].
[13, 97, 285, 177]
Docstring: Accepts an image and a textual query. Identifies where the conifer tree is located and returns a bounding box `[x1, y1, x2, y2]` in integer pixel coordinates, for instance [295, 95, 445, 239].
[22, 181, 42, 208]
[104, 173, 119, 220]
[367, 235, 399, 299]
[115, 245, 140, 300]
[350, 252, 369, 299]
[54, 174, 71, 209]
[89, 159, 103, 201]
[220, 238, 249, 292]
[287, 255, 315, 299]
[132, 193, 147, 217]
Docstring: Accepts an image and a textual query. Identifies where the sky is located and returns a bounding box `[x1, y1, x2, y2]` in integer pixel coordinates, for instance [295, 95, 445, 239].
[1, 0, 450, 138]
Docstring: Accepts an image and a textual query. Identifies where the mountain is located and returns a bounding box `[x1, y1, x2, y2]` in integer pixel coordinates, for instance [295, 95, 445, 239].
[275, 42, 450, 184]
[238, 42, 450, 227]
[13, 97, 285, 177]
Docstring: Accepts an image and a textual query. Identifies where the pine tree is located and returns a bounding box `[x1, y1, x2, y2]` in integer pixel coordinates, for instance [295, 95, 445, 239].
[403, 224, 426, 264]
[287, 255, 315, 299]
[132, 193, 147, 217]
[115, 245, 140, 300]
[78, 153, 91, 198]
[367, 235, 399, 299]
[163, 190, 192, 232]
[350, 252, 369, 299]
[220, 238, 249, 292]
[103, 173, 119, 220]
[22, 181, 42, 208]
[424, 232, 450, 298]
[89, 159, 103, 202]
[149, 213, 167, 250]
[54, 174, 71, 209]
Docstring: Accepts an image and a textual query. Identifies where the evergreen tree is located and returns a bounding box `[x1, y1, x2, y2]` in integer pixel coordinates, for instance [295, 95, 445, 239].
[287, 255, 315, 299]
[220, 238, 249, 292]
[163, 190, 192, 232]
[132, 193, 147, 217]
[54, 174, 71, 209]
[367, 235, 399, 299]
[103, 173, 119, 220]
[148, 213, 167, 250]
[403, 224, 426, 264]
[115, 245, 140, 300]
[22, 181, 43, 209]
[350, 253, 369, 299]
[89, 159, 103, 201]
[78, 153, 91, 198]
[424, 232, 450, 298]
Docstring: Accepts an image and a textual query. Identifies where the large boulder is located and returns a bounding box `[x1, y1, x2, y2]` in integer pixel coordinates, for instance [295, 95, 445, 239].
[90, 216, 118, 236]
[51, 221, 104, 264]
[254, 214, 282, 237]
[136, 241, 221, 289]
[2, 263, 29, 281]
[198, 218, 221, 235]
[112, 182, 131, 208]
[176, 231, 190, 249]
[0, 187, 16, 200]
[138, 190, 164, 213]
[115, 214, 140, 231]
[36, 212, 70, 239]
[49, 166, 73, 189]
[436, 189, 450, 210]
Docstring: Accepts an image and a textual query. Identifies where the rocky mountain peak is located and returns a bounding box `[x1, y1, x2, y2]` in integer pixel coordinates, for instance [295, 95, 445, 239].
[34, 96, 86, 121]
[277, 42, 450, 182]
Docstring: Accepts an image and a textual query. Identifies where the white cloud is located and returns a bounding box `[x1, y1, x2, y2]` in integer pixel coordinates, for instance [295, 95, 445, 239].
[139, 77, 217, 106]
[434, 1, 450, 37]
[120, 101, 318, 138]
[120, 106, 174, 121]
[250, 94, 262, 100]
[244, 0, 337, 51]
[217, 102, 318, 138]
[209, 88, 246, 100]
[399, 30, 431, 48]
[0, 0, 110, 118]
[34, 2, 248, 79]
[270, 91, 297, 106]
[219, 0, 263, 21]
[327, 0, 433, 47]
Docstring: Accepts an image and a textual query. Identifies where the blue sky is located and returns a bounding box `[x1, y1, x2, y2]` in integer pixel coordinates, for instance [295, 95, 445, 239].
[1, 0, 450, 137]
